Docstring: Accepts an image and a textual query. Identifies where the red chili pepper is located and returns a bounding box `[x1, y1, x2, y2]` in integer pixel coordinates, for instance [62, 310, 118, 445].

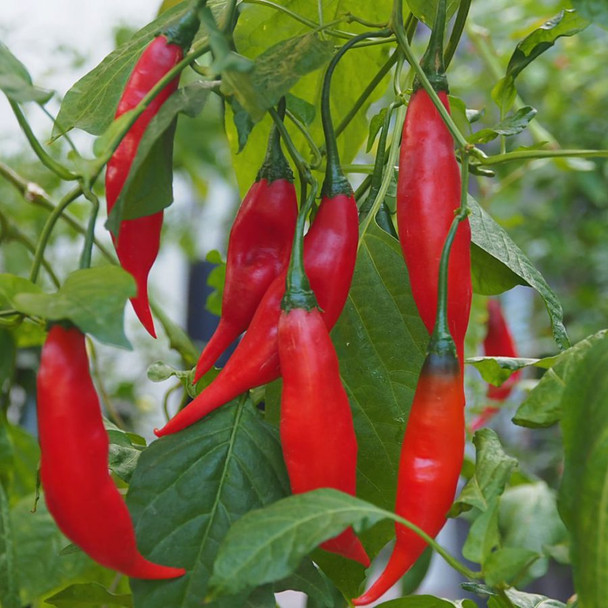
[471, 298, 521, 431]
[105, 12, 199, 338]
[278, 306, 369, 566]
[353, 341, 464, 605]
[155, 190, 358, 436]
[396, 88, 471, 368]
[37, 325, 185, 579]
[193, 119, 297, 383]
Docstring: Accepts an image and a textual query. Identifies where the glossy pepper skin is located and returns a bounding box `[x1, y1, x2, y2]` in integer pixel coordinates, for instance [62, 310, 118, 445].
[37, 325, 185, 579]
[193, 128, 298, 383]
[105, 33, 188, 338]
[353, 344, 464, 605]
[471, 298, 521, 430]
[278, 307, 369, 566]
[155, 191, 358, 436]
[396, 87, 472, 367]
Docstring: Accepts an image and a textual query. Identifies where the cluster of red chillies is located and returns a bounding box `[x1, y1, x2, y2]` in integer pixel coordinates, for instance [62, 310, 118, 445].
[34, 0, 520, 598]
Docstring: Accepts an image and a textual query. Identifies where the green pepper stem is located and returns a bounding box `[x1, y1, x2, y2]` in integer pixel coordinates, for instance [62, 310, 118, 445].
[418, 0, 448, 91]
[79, 190, 99, 270]
[321, 29, 392, 198]
[430, 152, 470, 354]
[8, 101, 77, 181]
[162, 0, 204, 50]
[281, 181, 319, 312]
[257, 98, 294, 183]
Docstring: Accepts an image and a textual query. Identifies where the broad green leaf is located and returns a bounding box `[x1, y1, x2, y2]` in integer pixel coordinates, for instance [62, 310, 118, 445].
[469, 107, 537, 145]
[492, 588, 566, 608]
[207, 489, 390, 600]
[0, 274, 43, 309]
[12, 267, 135, 349]
[286, 93, 316, 126]
[499, 482, 568, 581]
[491, 10, 589, 113]
[405, 0, 460, 25]
[128, 398, 291, 608]
[483, 548, 540, 587]
[0, 484, 19, 608]
[451, 429, 517, 516]
[230, 0, 393, 195]
[466, 356, 540, 388]
[6, 425, 39, 502]
[462, 499, 500, 563]
[558, 339, 608, 606]
[572, 0, 608, 29]
[53, 1, 226, 138]
[105, 81, 210, 234]
[379, 597, 477, 607]
[222, 33, 333, 122]
[513, 330, 608, 428]
[44, 582, 133, 607]
[107, 425, 145, 484]
[0, 42, 53, 103]
[469, 197, 570, 350]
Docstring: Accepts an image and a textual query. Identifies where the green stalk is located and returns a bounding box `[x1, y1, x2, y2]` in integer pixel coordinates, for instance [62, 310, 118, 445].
[444, 0, 471, 69]
[9, 101, 78, 181]
[358, 104, 406, 243]
[79, 190, 99, 270]
[281, 181, 319, 312]
[430, 152, 470, 348]
[285, 110, 323, 169]
[321, 29, 392, 198]
[480, 148, 608, 166]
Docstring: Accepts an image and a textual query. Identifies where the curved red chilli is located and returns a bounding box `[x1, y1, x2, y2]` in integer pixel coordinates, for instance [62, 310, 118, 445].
[353, 351, 464, 605]
[155, 192, 358, 436]
[278, 307, 369, 566]
[105, 36, 183, 338]
[396, 88, 471, 367]
[193, 177, 298, 383]
[37, 325, 185, 579]
[471, 298, 521, 430]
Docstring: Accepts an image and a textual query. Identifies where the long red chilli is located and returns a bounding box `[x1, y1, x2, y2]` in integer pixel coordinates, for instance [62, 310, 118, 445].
[37, 325, 185, 579]
[106, 11, 199, 338]
[193, 121, 297, 383]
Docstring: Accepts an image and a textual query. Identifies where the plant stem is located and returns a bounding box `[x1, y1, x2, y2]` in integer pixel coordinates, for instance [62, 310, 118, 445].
[358, 105, 406, 243]
[79, 190, 99, 270]
[444, 0, 471, 68]
[8, 100, 78, 181]
[285, 110, 323, 169]
[480, 148, 608, 166]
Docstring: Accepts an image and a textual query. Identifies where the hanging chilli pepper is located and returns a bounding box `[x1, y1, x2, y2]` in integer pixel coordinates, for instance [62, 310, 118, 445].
[277, 186, 369, 566]
[396, 1, 471, 369]
[105, 8, 200, 338]
[471, 298, 521, 431]
[193, 107, 298, 383]
[354, 3, 469, 602]
[353, 334, 464, 605]
[154, 31, 387, 437]
[37, 325, 185, 579]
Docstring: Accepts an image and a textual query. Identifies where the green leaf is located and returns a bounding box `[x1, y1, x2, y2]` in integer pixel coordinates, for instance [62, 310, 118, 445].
[483, 548, 540, 587]
[451, 429, 517, 516]
[469, 107, 537, 145]
[44, 582, 133, 607]
[558, 339, 608, 606]
[205, 249, 226, 317]
[0, 42, 53, 103]
[207, 489, 389, 600]
[0, 484, 19, 608]
[12, 267, 135, 349]
[469, 197, 570, 350]
[107, 425, 144, 484]
[285, 93, 316, 126]
[499, 482, 568, 581]
[491, 10, 588, 113]
[104, 81, 210, 234]
[513, 330, 608, 427]
[222, 33, 333, 122]
[466, 356, 539, 388]
[6, 425, 39, 502]
[0, 274, 43, 309]
[495, 588, 566, 608]
[462, 499, 500, 563]
[405, 0, 460, 26]
[52, 2, 222, 138]
[128, 398, 291, 608]
[229, 97, 256, 153]
[377, 597, 476, 607]
[367, 107, 388, 152]
[572, 0, 608, 29]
